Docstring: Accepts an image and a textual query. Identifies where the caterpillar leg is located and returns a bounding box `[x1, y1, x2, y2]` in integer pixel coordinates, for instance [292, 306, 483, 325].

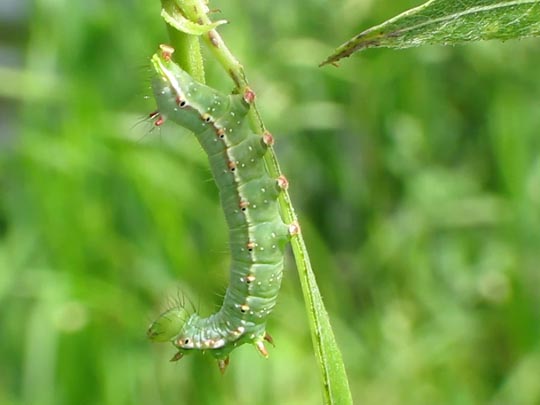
[253, 332, 276, 358]
[170, 352, 184, 362]
[217, 357, 230, 374]
[254, 341, 269, 358]
[264, 332, 275, 346]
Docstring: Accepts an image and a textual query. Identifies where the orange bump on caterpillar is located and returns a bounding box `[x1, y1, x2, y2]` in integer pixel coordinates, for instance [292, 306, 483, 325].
[288, 221, 301, 236]
[159, 44, 175, 61]
[150, 112, 165, 126]
[243, 88, 256, 104]
[262, 131, 275, 147]
[276, 175, 289, 190]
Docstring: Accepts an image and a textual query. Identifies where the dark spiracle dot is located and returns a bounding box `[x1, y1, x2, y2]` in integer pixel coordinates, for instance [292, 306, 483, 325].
[176, 97, 187, 108]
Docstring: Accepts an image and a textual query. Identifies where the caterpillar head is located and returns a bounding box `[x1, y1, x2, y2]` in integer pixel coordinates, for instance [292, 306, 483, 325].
[147, 307, 190, 343]
[150, 44, 249, 134]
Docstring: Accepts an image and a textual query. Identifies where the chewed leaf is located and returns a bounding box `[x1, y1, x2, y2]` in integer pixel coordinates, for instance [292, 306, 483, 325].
[321, 0, 540, 65]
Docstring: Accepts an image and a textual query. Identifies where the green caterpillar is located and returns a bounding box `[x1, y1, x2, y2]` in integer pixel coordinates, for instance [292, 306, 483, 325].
[147, 45, 292, 372]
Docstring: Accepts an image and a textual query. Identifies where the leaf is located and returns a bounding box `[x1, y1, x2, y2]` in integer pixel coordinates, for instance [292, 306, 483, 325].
[290, 236, 354, 405]
[321, 0, 540, 65]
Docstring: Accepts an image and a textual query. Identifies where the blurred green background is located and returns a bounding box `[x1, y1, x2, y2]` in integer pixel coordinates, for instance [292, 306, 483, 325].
[1, 0, 540, 404]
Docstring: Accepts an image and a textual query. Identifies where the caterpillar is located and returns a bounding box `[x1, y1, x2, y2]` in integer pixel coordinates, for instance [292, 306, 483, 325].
[147, 44, 293, 372]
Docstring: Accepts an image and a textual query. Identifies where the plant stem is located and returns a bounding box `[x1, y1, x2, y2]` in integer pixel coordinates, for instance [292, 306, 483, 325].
[160, 0, 205, 82]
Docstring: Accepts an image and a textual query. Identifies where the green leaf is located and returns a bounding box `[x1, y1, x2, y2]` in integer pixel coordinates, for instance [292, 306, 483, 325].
[290, 236, 353, 405]
[321, 0, 540, 65]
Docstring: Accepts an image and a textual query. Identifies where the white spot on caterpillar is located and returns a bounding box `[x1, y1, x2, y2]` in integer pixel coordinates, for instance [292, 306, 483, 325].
[231, 326, 246, 338]
[240, 304, 250, 313]
[248, 146, 253, 151]
[213, 339, 225, 348]
[230, 111, 235, 116]
[202, 340, 213, 348]
[261, 188, 266, 193]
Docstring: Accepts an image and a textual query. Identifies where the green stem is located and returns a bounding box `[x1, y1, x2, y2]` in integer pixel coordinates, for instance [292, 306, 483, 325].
[160, 0, 205, 82]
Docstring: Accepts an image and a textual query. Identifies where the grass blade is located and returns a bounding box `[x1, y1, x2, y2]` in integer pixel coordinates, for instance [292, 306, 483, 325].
[291, 235, 354, 405]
